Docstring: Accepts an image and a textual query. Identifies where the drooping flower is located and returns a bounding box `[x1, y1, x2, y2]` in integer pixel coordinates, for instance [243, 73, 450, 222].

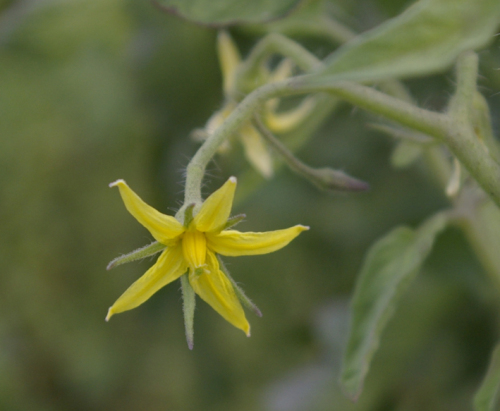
[106, 177, 308, 336]
[198, 31, 316, 179]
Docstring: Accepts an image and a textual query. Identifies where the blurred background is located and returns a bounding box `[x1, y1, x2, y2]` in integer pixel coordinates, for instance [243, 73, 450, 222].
[1, 0, 500, 409]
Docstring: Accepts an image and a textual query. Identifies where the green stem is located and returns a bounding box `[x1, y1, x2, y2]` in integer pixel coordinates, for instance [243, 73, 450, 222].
[295, 78, 449, 137]
[448, 51, 478, 123]
[184, 75, 447, 208]
[185, 50, 500, 212]
[235, 33, 323, 96]
[252, 116, 314, 177]
[253, 116, 368, 191]
[293, 76, 500, 208]
[183, 80, 295, 207]
[319, 16, 356, 43]
[259, 14, 356, 45]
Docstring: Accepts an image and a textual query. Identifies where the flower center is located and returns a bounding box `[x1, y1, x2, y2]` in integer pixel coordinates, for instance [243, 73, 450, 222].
[182, 230, 207, 270]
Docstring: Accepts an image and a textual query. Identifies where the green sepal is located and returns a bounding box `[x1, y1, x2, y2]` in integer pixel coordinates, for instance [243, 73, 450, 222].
[223, 214, 246, 230]
[218, 256, 262, 317]
[106, 241, 166, 270]
[180, 273, 196, 350]
[183, 203, 196, 228]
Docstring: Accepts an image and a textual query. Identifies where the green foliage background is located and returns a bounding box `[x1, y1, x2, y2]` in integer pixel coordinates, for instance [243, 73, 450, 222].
[1, 0, 500, 409]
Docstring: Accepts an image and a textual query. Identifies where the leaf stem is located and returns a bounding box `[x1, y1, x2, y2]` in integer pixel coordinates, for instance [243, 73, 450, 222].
[234, 33, 323, 96]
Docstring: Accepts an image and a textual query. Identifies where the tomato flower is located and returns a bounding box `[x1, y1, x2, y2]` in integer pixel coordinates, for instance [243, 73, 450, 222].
[106, 177, 308, 336]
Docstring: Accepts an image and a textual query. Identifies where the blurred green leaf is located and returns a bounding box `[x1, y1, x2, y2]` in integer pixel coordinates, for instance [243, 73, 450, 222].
[474, 343, 500, 411]
[391, 141, 424, 168]
[154, 0, 303, 26]
[309, 0, 500, 83]
[244, 0, 355, 44]
[341, 212, 449, 400]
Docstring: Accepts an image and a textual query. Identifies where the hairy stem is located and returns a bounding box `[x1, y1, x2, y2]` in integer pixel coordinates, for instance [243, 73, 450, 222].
[185, 49, 500, 213]
[183, 80, 295, 207]
[294, 74, 500, 208]
[239, 32, 323, 76]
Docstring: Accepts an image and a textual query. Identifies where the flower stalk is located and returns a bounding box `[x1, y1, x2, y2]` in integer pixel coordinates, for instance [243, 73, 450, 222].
[252, 116, 369, 192]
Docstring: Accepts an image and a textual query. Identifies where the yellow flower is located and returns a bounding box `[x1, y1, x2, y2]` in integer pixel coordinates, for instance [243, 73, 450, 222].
[106, 177, 308, 336]
[201, 31, 316, 179]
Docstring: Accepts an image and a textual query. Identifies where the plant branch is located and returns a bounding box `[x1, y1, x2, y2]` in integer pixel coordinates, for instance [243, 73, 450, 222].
[253, 116, 369, 192]
[293, 74, 500, 208]
[235, 33, 323, 96]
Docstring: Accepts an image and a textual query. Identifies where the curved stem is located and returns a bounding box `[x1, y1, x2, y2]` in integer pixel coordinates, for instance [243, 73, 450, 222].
[293, 75, 500, 208]
[234, 33, 323, 97]
[185, 56, 500, 212]
[183, 80, 296, 206]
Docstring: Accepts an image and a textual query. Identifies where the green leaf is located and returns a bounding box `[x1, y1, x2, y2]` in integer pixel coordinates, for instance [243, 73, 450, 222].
[341, 212, 449, 400]
[309, 0, 500, 83]
[154, 0, 303, 26]
[474, 343, 500, 411]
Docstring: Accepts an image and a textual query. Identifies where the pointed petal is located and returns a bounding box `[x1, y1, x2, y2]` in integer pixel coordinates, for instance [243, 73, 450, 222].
[193, 177, 237, 233]
[239, 125, 274, 178]
[106, 245, 187, 320]
[207, 225, 309, 256]
[110, 180, 184, 244]
[265, 96, 317, 134]
[217, 31, 241, 94]
[189, 251, 250, 335]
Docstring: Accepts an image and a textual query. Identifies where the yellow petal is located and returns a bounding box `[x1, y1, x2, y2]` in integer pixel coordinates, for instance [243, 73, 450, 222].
[110, 180, 184, 244]
[239, 125, 274, 178]
[207, 225, 309, 256]
[189, 251, 250, 335]
[193, 177, 237, 233]
[217, 31, 241, 94]
[106, 245, 187, 320]
[265, 96, 317, 134]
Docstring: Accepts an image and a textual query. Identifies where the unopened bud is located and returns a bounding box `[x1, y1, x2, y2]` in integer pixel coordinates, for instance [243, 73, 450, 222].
[308, 167, 370, 192]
